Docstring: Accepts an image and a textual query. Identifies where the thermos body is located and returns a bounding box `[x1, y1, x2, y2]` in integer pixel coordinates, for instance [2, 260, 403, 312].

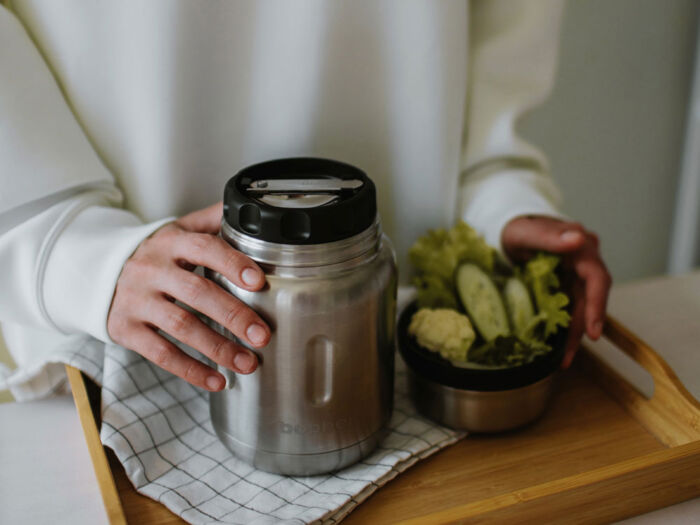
[206, 159, 398, 476]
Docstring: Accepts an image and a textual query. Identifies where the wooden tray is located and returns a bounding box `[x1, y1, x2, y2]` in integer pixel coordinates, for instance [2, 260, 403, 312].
[66, 316, 700, 524]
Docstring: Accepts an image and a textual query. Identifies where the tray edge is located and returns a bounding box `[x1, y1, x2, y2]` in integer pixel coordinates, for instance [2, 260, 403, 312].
[397, 440, 700, 524]
[66, 364, 127, 525]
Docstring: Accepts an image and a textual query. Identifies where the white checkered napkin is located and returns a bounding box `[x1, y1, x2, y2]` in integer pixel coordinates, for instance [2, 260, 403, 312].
[95, 343, 465, 525]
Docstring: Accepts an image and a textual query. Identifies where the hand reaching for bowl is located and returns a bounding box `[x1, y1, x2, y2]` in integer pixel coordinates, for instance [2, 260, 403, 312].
[502, 216, 612, 369]
[107, 202, 271, 392]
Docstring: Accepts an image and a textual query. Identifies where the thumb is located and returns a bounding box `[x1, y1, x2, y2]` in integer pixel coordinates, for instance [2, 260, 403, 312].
[176, 201, 224, 234]
[502, 216, 586, 260]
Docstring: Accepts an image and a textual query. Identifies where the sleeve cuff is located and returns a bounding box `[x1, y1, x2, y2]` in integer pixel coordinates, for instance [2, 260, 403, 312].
[42, 205, 174, 342]
[460, 168, 567, 254]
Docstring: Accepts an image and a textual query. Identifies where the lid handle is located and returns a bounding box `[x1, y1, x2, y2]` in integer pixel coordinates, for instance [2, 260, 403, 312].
[246, 178, 363, 195]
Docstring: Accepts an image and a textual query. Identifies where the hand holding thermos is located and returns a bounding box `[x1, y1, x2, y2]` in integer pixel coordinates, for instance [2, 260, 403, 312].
[107, 201, 271, 392]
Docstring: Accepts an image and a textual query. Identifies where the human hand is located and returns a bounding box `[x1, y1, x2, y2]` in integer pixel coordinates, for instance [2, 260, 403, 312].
[107, 202, 270, 391]
[501, 215, 612, 369]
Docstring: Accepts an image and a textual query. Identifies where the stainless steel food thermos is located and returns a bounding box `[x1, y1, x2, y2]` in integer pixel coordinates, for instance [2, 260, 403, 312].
[206, 158, 397, 476]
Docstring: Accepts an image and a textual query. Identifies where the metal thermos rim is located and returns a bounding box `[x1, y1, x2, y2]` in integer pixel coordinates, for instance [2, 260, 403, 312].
[221, 218, 381, 267]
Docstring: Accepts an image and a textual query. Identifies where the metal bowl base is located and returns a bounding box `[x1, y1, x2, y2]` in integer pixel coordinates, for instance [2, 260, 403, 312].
[407, 367, 557, 433]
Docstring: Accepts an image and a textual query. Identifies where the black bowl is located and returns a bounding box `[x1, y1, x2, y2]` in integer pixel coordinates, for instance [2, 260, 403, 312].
[397, 301, 566, 392]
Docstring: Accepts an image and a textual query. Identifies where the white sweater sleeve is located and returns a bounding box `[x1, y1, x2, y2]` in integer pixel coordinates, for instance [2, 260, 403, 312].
[0, 7, 171, 342]
[459, 0, 566, 251]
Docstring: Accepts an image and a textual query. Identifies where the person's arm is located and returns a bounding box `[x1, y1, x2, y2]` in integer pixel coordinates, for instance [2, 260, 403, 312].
[0, 6, 167, 338]
[459, 0, 565, 249]
[0, 7, 267, 389]
[461, 0, 611, 368]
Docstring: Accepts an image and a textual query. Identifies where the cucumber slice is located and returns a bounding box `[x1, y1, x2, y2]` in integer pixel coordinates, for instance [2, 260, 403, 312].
[455, 263, 510, 341]
[503, 276, 536, 337]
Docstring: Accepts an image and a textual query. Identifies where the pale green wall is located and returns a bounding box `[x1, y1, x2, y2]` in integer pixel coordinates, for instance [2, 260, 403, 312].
[521, 0, 699, 282]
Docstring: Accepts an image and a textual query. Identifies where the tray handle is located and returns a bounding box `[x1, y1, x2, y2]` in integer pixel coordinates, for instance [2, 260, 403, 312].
[580, 315, 700, 447]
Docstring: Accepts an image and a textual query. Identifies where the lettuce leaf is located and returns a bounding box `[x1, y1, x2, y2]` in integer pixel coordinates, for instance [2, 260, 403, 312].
[522, 253, 571, 339]
[409, 222, 496, 309]
[413, 274, 459, 310]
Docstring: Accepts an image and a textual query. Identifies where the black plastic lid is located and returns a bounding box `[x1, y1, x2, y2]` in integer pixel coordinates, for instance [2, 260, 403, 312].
[223, 158, 376, 244]
[398, 302, 566, 392]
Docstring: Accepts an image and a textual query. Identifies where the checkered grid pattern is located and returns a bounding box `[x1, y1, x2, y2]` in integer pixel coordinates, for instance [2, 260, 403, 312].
[4, 336, 465, 524]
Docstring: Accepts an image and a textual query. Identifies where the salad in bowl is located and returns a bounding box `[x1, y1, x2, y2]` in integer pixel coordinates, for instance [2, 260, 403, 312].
[407, 221, 571, 369]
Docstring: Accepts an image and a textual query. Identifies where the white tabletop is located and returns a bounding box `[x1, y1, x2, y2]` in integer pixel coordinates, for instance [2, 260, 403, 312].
[607, 270, 700, 398]
[0, 395, 109, 525]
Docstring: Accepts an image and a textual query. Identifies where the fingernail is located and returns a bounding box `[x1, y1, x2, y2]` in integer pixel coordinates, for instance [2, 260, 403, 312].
[234, 351, 256, 373]
[593, 320, 603, 338]
[246, 324, 267, 346]
[561, 230, 583, 243]
[206, 375, 224, 391]
[241, 268, 261, 287]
